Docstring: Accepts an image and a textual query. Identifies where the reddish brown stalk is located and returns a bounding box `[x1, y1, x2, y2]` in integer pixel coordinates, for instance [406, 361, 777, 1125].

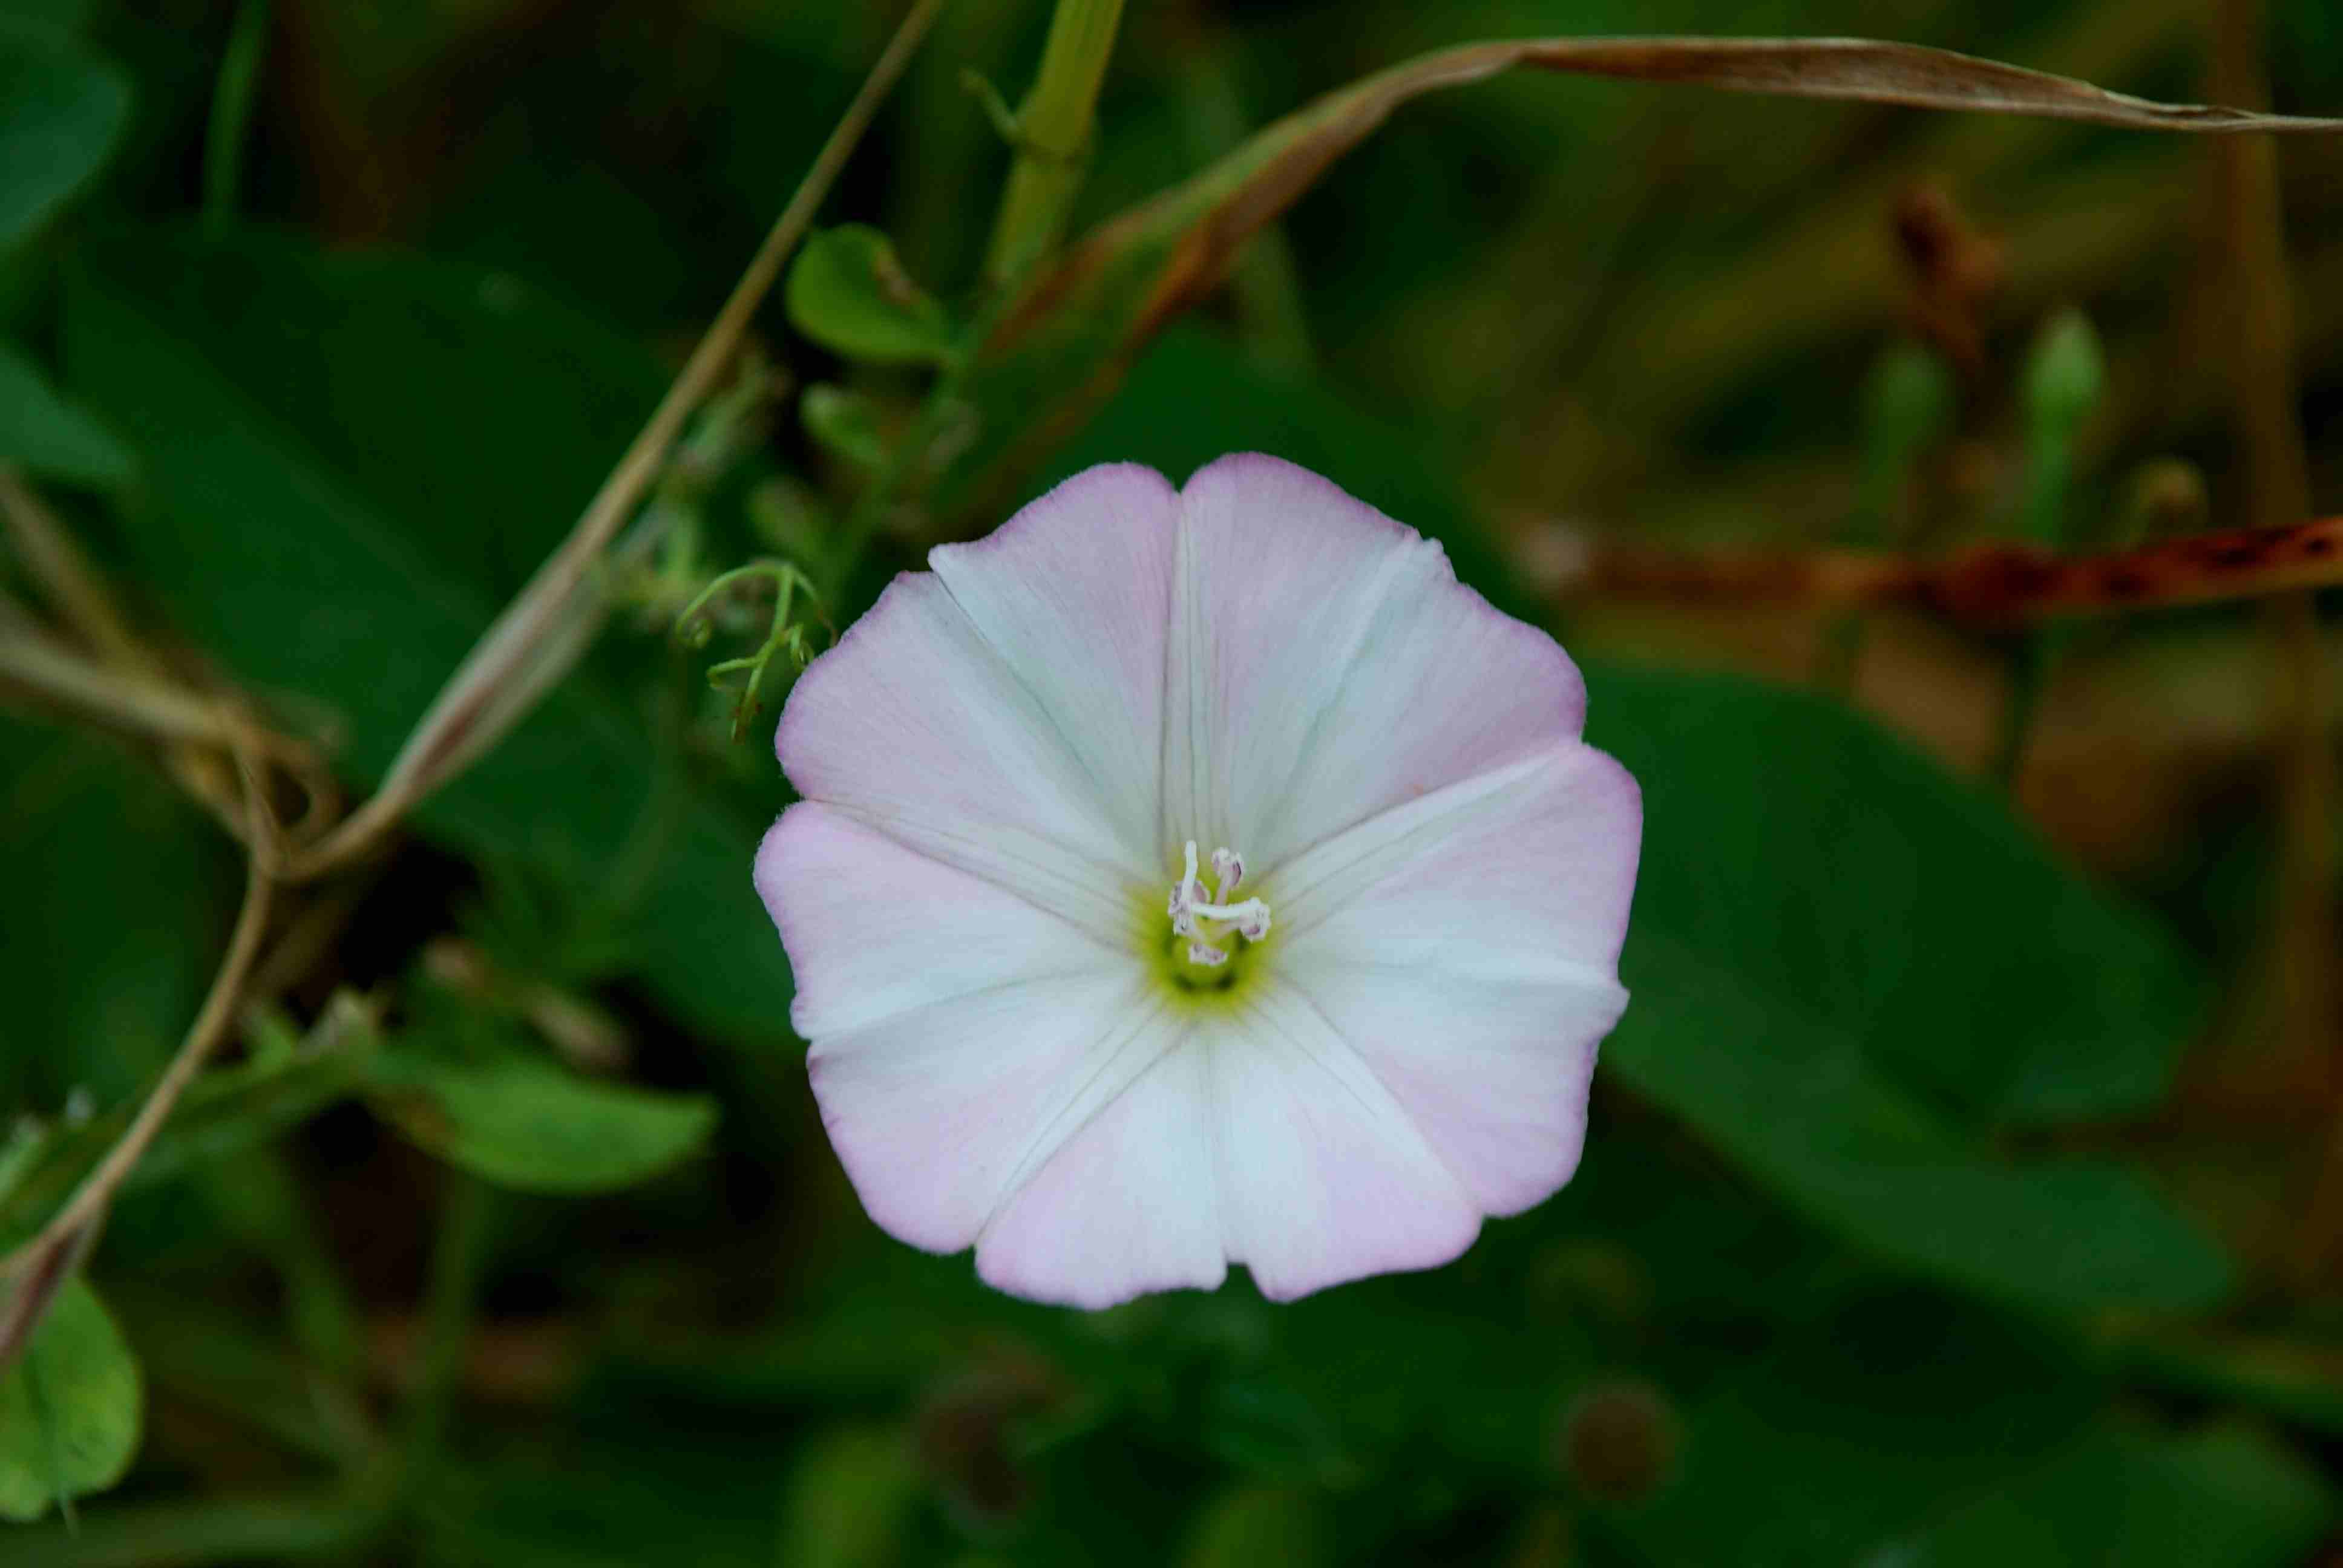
[1555, 514, 2343, 627]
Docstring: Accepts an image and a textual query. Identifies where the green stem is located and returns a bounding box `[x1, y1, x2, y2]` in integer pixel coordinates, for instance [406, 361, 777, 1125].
[10, 1492, 387, 1568]
[2018, 429, 2073, 549]
[397, 1173, 494, 1508]
[981, 0, 1124, 289]
[1992, 624, 2071, 789]
[1994, 419, 2079, 786]
[202, 0, 271, 235]
[821, 288, 1017, 594]
[677, 560, 822, 737]
[1825, 340, 1951, 697]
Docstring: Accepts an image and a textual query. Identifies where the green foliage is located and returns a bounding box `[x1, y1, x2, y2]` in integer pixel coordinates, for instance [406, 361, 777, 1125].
[2017, 307, 2106, 549]
[1182, 1488, 1329, 1568]
[1902, 1421, 2331, 1566]
[1610, 1291, 2329, 1566]
[367, 975, 713, 1194]
[775, 1425, 923, 1568]
[802, 381, 890, 469]
[1853, 338, 1954, 540]
[2022, 306, 2108, 438]
[0, 341, 129, 483]
[0, 1278, 139, 1522]
[7, 4, 2341, 1562]
[0, 999, 378, 1253]
[0, 719, 235, 1111]
[0, 34, 125, 250]
[677, 559, 825, 739]
[1593, 665, 2223, 1313]
[787, 225, 958, 367]
[59, 229, 795, 1047]
[368, 1045, 715, 1195]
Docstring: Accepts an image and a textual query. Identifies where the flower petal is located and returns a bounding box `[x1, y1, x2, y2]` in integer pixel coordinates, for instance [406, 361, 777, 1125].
[1274, 742, 1642, 985]
[975, 1034, 1227, 1309]
[1164, 453, 1586, 871]
[927, 463, 1180, 863]
[756, 803, 1122, 1038]
[776, 465, 1181, 932]
[808, 969, 1168, 1257]
[1205, 982, 1481, 1301]
[1279, 961, 1624, 1216]
[1256, 740, 1635, 1218]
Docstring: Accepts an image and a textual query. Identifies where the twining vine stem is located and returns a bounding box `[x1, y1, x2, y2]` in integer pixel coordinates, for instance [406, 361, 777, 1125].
[0, 0, 952, 1369]
[0, 748, 276, 1371]
[280, 0, 949, 883]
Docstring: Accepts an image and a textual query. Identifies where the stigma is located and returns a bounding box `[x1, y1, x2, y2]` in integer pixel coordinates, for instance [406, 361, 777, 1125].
[1166, 840, 1271, 967]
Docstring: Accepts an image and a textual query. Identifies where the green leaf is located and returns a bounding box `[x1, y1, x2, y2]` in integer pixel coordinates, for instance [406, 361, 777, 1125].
[0, 998, 380, 1254]
[418, 1429, 792, 1567]
[0, 1278, 141, 1523]
[773, 1425, 919, 1568]
[59, 229, 797, 1051]
[784, 225, 956, 367]
[800, 382, 887, 469]
[368, 1048, 715, 1195]
[1898, 1421, 2330, 1567]
[1182, 1488, 1329, 1568]
[1593, 663, 2224, 1315]
[1611, 1291, 2322, 1567]
[0, 339, 129, 482]
[2117, 1327, 2343, 1438]
[0, 2, 94, 46]
[0, 39, 127, 250]
[0, 717, 237, 1112]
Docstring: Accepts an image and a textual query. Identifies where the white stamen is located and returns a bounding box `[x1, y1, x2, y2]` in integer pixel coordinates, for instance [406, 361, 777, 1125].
[1210, 847, 1244, 897]
[1168, 840, 1271, 965]
[1188, 897, 1272, 941]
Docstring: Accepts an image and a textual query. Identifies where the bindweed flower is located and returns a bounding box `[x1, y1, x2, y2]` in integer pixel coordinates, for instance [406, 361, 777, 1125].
[755, 455, 1641, 1307]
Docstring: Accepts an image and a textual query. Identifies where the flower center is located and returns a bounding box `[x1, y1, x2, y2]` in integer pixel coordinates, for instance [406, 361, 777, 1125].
[1165, 840, 1271, 970]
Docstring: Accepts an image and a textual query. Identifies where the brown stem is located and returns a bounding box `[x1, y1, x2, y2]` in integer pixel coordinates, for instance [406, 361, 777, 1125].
[0, 631, 251, 747]
[0, 468, 153, 673]
[0, 472, 341, 857]
[0, 750, 278, 1369]
[283, 0, 949, 883]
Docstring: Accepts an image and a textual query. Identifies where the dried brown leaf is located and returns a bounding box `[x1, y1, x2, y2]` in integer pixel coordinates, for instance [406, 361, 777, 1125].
[940, 36, 2343, 518]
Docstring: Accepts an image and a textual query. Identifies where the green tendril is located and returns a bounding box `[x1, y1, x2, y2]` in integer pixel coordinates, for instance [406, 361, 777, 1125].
[675, 561, 828, 740]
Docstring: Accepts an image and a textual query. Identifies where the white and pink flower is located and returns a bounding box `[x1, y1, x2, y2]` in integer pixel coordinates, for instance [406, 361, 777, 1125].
[755, 454, 1641, 1307]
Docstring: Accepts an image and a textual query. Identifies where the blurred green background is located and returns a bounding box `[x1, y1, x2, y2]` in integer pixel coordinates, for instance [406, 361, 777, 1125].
[7, 0, 2343, 1562]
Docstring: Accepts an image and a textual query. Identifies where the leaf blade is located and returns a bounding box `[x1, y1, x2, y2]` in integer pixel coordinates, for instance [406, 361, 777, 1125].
[0, 340, 131, 483]
[367, 1050, 716, 1196]
[0, 39, 127, 250]
[59, 229, 798, 1050]
[0, 1279, 140, 1523]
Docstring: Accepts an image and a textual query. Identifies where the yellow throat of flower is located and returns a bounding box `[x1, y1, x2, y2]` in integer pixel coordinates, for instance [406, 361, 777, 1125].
[1148, 839, 1274, 1002]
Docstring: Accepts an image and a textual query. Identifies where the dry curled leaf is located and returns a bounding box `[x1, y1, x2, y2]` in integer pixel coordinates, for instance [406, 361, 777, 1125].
[939, 36, 2343, 520]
